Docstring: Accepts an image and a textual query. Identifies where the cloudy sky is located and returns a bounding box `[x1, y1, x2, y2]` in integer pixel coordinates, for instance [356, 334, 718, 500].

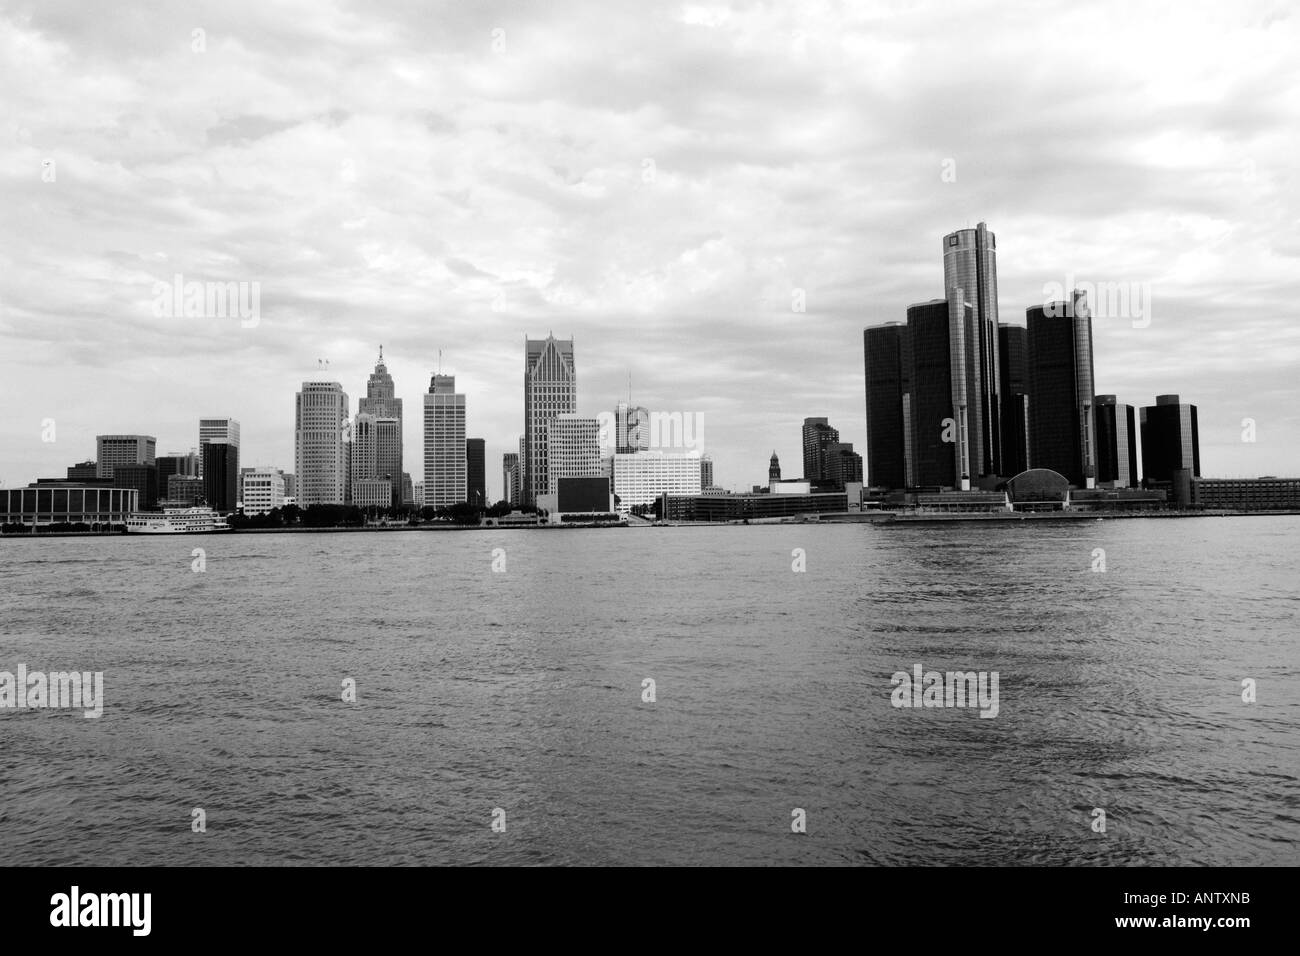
[3, 0, 1298, 498]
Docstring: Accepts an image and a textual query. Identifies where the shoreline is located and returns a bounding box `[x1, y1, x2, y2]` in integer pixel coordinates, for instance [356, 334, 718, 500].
[3, 508, 1299, 538]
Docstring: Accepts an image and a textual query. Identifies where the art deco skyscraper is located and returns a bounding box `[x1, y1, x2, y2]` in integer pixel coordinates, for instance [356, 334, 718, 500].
[942, 222, 1001, 479]
[1026, 290, 1096, 487]
[524, 335, 577, 506]
[358, 346, 403, 504]
[295, 382, 349, 505]
[423, 374, 466, 507]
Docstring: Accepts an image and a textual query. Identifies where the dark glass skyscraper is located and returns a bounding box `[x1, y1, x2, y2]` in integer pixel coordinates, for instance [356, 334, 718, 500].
[863, 322, 908, 489]
[1140, 394, 1200, 484]
[907, 298, 977, 488]
[466, 438, 486, 507]
[997, 323, 1030, 477]
[112, 463, 158, 511]
[201, 440, 239, 512]
[942, 222, 1001, 479]
[1095, 395, 1138, 488]
[1026, 291, 1096, 487]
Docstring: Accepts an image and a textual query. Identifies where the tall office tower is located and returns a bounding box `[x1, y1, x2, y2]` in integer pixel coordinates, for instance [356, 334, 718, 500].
[615, 402, 651, 453]
[96, 435, 157, 478]
[1095, 395, 1139, 488]
[400, 473, 413, 507]
[546, 415, 601, 494]
[825, 443, 863, 489]
[67, 460, 98, 481]
[466, 438, 486, 507]
[524, 335, 576, 505]
[423, 374, 466, 507]
[112, 463, 159, 510]
[201, 440, 239, 511]
[942, 222, 1001, 478]
[1027, 290, 1096, 487]
[700, 454, 714, 488]
[198, 419, 240, 480]
[997, 323, 1030, 477]
[768, 452, 781, 484]
[350, 412, 401, 505]
[502, 453, 520, 505]
[802, 418, 840, 486]
[907, 299, 978, 488]
[864, 322, 909, 490]
[359, 347, 403, 503]
[295, 381, 349, 506]
[1140, 394, 1200, 484]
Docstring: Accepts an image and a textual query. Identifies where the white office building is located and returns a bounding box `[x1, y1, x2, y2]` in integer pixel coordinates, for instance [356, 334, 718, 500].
[295, 382, 349, 505]
[423, 374, 466, 507]
[612, 451, 702, 515]
[547, 415, 602, 494]
[241, 468, 286, 516]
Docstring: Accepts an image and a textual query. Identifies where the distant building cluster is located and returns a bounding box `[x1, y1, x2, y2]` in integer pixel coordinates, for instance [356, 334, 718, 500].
[6, 224, 1298, 529]
[863, 222, 1216, 508]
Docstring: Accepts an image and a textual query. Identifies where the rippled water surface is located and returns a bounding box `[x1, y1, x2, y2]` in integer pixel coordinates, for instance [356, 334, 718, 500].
[1, 518, 1297, 865]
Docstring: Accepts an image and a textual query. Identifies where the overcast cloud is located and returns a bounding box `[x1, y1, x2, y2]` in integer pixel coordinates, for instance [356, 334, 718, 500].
[3, 0, 1298, 497]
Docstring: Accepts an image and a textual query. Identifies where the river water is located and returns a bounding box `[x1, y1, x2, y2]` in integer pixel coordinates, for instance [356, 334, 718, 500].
[1, 517, 1296, 865]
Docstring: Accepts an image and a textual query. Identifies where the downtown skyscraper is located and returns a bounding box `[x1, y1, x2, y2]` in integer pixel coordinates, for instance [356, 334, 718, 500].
[356, 346, 403, 505]
[1140, 394, 1200, 484]
[423, 374, 466, 507]
[1027, 290, 1096, 488]
[295, 382, 349, 505]
[1095, 395, 1138, 488]
[523, 334, 576, 506]
[942, 222, 1001, 480]
[197, 418, 240, 480]
[863, 322, 909, 489]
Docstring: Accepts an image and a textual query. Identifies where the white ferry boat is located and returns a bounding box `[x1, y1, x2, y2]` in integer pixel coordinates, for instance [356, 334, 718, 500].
[126, 507, 231, 534]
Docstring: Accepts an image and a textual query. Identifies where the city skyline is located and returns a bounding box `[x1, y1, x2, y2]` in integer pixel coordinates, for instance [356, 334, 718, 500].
[3, 2, 1298, 497]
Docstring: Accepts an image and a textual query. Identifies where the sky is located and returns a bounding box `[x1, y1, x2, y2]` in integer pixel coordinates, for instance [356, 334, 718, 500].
[2, 0, 1298, 500]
